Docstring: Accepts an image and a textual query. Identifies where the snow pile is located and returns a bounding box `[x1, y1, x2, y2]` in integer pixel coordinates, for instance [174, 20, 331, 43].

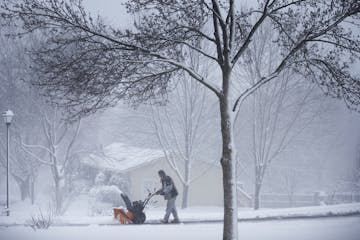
[238, 203, 360, 221]
[172, 203, 360, 223]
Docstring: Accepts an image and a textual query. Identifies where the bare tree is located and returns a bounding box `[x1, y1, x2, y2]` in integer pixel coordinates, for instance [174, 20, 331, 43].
[241, 72, 325, 209]
[231, 21, 338, 210]
[233, 22, 332, 210]
[0, 28, 45, 204]
[150, 48, 220, 209]
[282, 168, 302, 207]
[0, 139, 38, 202]
[20, 108, 82, 214]
[2, 1, 360, 239]
[151, 77, 217, 208]
[352, 142, 360, 191]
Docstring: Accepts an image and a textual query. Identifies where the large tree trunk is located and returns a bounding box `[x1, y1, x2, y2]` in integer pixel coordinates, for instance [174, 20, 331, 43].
[254, 165, 263, 210]
[254, 181, 262, 210]
[19, 178, 29, 201]
[13, 175, 30, 201]
[220, 69, 238, 240]
[182, 182, 189, 209]
[54, 176, 62, 214]
[52, 164, 63, 214]
[288, 190, 294, 207]
[30, 175, 35, 204]
[182, 159, 191, 209]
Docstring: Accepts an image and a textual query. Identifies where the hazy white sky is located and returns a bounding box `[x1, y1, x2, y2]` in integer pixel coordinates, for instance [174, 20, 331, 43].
[82, 0, 132, 28]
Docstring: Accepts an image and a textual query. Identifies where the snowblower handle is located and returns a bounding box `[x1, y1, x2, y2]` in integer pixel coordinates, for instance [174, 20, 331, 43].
[142, 191, 158, 208]
[155, 189, 163, 195]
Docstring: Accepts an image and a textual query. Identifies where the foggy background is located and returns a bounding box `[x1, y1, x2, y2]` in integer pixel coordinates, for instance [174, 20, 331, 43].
[0, 0, 359, 215]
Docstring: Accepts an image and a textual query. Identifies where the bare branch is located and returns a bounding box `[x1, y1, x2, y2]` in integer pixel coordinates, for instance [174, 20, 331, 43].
[231, 1, 270, 65]
[269, 0, 307, 13]
[63, 118, 81, 169]
[19, 143, 53, 166]
[233, 73, 278, 112]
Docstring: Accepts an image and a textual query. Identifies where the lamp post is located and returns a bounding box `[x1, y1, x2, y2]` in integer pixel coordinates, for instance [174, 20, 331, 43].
[2, 110, 14, 216]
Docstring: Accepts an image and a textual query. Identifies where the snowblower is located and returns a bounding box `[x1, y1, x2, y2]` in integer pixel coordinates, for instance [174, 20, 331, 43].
[113, 191, 157, 224]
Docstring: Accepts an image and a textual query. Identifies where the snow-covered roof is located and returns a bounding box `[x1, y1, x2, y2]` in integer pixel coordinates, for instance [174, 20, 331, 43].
[82, 143, 165, 173]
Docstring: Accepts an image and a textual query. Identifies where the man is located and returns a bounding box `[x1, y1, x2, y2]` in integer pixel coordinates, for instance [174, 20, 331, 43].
[156, 169, 180, 223]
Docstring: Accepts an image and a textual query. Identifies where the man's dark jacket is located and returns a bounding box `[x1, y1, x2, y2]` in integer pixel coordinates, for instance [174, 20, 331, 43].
[160, 175, 178, 200]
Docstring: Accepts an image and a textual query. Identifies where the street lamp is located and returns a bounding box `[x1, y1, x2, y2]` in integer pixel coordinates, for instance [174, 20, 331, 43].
[2, 110, 14, 216]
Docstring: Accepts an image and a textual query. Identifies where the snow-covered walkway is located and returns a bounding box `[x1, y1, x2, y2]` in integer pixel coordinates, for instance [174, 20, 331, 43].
[1, 202, 360, 226]
[1, 202, 360, 239]
[1, 216, 359, 240]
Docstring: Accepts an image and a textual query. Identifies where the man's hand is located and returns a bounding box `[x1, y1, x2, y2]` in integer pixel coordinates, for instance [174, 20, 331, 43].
[155, 189, 163, 195]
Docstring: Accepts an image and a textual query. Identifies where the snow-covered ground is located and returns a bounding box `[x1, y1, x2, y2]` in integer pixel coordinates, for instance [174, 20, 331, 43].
[1, 197, 360, 225]
[0, 216, 359, 240]
[1, 196, 360, 240]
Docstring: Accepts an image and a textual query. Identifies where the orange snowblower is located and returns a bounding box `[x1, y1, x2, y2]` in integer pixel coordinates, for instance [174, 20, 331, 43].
[113, 192, 157, 224]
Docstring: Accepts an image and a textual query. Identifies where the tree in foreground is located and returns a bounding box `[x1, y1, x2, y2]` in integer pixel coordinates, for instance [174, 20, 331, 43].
[2, 0, 360, 239]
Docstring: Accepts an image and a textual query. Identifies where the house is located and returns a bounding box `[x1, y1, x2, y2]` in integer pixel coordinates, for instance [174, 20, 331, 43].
[81, 142, 224, 207]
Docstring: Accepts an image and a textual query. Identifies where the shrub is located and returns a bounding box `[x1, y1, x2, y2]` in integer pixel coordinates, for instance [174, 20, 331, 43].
[27, 208, 54, 231]
[94, 172, 107, 185]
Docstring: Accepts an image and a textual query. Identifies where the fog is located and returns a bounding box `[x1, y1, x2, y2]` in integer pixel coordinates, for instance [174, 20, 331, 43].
[0, 0, 359, 228]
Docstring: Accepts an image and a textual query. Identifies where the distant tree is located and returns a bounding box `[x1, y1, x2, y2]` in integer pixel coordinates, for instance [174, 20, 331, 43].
[0, 28, 44, 204]
[353, 143, 360, 191]
[234, 22, 331, 210]
[20, 109, 82, 214]
[2, 1, 360, 239]
[282, 168, 302, 207]
[151, 54, 218, 208]
[0, 135, 43, 203]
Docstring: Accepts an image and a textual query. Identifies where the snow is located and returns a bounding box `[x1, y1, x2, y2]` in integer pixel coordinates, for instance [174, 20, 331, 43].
[1, 196, 360, 225]
[1, 197, 360, 239]
[88, 185, 123, 216]
[82, 143, 164, 172]
[0, 216, 359, 240]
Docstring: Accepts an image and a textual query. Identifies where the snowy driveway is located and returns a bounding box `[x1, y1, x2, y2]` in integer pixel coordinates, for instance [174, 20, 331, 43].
[1, 216, 359, 240]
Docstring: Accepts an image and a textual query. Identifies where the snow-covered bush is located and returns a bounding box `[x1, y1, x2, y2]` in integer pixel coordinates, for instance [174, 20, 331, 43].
[94, 172, 107, 185]
[314, 191, 327, 205]
[88, 185, 123, 216]
[27, 207, 54, 231]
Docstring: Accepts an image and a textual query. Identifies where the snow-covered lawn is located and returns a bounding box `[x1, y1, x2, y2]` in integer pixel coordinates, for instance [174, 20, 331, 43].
[1, 195, 360, 226]
[1, 197, 360, 240]
[0, 216, 359, 240]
